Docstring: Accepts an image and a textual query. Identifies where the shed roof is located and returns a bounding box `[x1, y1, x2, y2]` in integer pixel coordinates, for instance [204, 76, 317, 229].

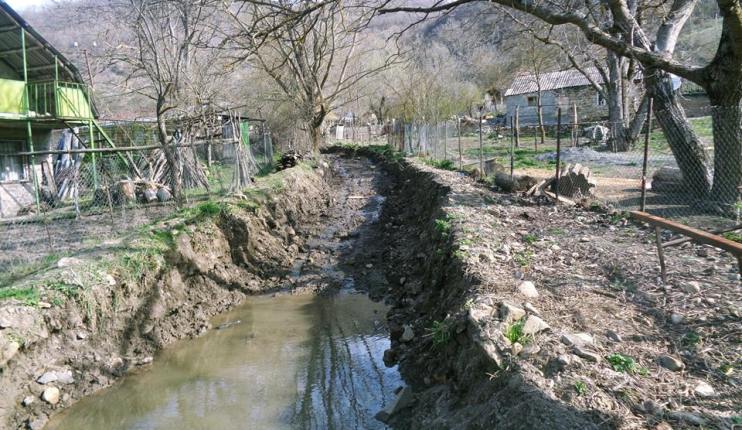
[505, 67, 604, 97]
[0, 1, 84, 83]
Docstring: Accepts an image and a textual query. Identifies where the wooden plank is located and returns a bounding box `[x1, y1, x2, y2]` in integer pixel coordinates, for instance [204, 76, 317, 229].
[663, 224, 742, 248]
[630, 211, 742, 255]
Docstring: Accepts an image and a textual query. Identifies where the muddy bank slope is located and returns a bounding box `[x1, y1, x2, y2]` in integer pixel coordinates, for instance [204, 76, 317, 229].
[0, 163, 333, 430]
[335, 146, 739, 430]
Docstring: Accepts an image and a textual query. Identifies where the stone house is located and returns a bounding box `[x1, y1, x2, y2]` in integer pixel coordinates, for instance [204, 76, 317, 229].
[504, 67, 610, 126]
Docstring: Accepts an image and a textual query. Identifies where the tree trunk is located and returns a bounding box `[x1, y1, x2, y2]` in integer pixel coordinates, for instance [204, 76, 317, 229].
[645, 69, 711, 197]
[607, 51, 631, 151]
[157, 114, 183, 205]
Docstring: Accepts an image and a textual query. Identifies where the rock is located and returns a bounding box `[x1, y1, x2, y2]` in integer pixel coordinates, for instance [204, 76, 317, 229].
[572, 346, 601, 362]
[561, 333, 594, 347]
[383, 349, 397, 367]
[56, 370, 75, 384]
[76, 332, 88, 340]
[104, 274, 116, 286]
[521, 343, 541, 357]
[399, 277, 406, 285]
[521, 315, 549, 335]
[479, 339, 504, 368]
[606, 330, 622, 342]
[156, 187, 172, 202]
[517, 281, 539, 298]
[681, 281, 701, 294]
[670, 313, 684, 324]
[26, 416, 48, 430]
[499, 302, 526, 323]
[511, 342, 523, 355]
[22, 396, 34, 406]
[41, 387, 60, 405]
[667, 411, 706, 426]
[57, 257, 83, 268]
[693, 381, 715, 397]
[651, 167, 683, 192]
[468, 306, 492, 326]
[0, 339, 20, 367]
[658, 355, 684, 371]
[36, 372, 58, 385]
[38, 302, 52, 309]
[524, 302, 541, 315]
[400, 325, 414, 343]
[696, 248, 709, 258]
[375, 386, 413, 423]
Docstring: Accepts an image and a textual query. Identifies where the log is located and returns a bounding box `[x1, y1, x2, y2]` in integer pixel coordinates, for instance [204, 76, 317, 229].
[493, 172, 538, 192]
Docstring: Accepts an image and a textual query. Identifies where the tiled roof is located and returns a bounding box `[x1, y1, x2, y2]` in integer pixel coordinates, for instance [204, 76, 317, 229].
[505, 67, 604, 96]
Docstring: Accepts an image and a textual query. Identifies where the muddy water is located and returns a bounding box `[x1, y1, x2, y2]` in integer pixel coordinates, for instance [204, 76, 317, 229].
[47, 157, 401, 429]
[46, 292, 399, 430]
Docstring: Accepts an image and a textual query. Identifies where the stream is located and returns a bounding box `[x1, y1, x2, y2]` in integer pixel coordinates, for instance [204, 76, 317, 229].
[45, 156, 402, 430]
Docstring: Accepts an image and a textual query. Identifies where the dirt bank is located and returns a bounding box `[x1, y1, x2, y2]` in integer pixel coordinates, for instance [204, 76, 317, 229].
[0, 163, 336, 430]
[333, 145, 739, 430]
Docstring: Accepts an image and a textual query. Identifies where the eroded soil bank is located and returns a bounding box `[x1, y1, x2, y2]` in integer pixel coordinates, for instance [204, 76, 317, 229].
[334, 146, 739, 430]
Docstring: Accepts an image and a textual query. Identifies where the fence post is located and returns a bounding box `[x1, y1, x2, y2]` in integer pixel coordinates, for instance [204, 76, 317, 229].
[640, 98, 654, 212]
[555, 108, 562, 204]
[572, 102, 578, 147]
[509, 116, 514, 179]
[515, 106, 520, 148]
[444, 121, 448, 161]
[457, 117, 463, 169]
[478, 110, 484, 174]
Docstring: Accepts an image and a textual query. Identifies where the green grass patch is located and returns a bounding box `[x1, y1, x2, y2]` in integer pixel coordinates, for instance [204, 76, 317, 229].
[723, 231, 742, 243]
[427, 320, 453, 347]
[523, 233, 538, 245]
[0, 253, 64, 288]
[0, 287, 39, 306]
[513, 250, 534, 267]
[422, 158, 456, 171]
[606, 353, 647, 375]
[435, 216, 453, 238]
[574, 380, 588, 396]
[504, 319, 530, 344]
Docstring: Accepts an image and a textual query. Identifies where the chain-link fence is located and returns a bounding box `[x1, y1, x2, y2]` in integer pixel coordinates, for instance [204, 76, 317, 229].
[0, 118, 274, 285]
[386, 101, 741, 231]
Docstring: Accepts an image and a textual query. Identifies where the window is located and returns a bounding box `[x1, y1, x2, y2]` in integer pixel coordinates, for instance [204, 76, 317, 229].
[0, 141, 26, 182]
[596, 92, 607, 106]
[527, 96, 538, 107]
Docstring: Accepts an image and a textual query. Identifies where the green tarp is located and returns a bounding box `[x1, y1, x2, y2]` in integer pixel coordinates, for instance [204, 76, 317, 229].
[0, 78, 25, 116]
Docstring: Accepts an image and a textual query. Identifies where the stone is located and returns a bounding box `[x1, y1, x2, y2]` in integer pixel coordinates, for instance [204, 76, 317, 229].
[693, 381, 715, 397]
[38, 302, 52, 309]
[0, 339, 20, 367]
[681, 281, 702, 294]
[670, 313, 684, 324]
[572, 346, 600, 362]
[521, 315, 549, 335]
[22, 396, 34, 406]
[156, 187, 172, 202]
[606, 330, 622, 342]
[511, 342, 523, 355]
[517, 281, 539, 298]
[76, 332, 88, 340]
[399, 277, 406, 285]
[56, 370, 75, 385]
[382, 349, 397, 367]
[658, 355, 684, 371]
[499, 302, 526, 324]
[400, 325, 414, 343]
[521, 343, 541, 357]
[41, 387, 60, 405]
[57, 257, 84, 268]
[104, 274, 116, 286]
[36, 372, 58, 385]
[26, 416, 48, 430]
[651, 167, 683, 192]
[560, 333, 594, 347]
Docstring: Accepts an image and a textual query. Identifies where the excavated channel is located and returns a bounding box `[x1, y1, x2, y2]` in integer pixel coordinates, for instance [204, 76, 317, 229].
[45, 156, 402, 430]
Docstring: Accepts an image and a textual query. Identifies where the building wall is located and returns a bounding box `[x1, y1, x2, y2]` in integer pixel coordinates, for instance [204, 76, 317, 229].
[0, 127, 52, 217]
[505, 86, 609, 126]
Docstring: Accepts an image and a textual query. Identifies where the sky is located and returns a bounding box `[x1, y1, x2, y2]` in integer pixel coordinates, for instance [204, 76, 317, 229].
[5, 0, 52, 11]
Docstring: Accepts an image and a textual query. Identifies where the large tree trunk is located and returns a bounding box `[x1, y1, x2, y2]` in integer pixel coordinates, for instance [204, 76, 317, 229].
[645, 69, 712, 198]
[157, 114, 183, 205]
[607, 51, 631, 151]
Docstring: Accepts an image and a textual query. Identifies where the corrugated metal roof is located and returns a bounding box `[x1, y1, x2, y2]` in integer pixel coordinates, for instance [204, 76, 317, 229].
[505, 67, 604, 96]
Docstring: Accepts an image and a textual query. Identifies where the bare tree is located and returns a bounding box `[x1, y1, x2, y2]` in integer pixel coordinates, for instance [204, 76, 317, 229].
[228, 1, 395, 151]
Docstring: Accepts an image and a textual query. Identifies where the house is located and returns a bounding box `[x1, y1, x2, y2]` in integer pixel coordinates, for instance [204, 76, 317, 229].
[504, 67, 609, 126]
[0, 1, 97, 217]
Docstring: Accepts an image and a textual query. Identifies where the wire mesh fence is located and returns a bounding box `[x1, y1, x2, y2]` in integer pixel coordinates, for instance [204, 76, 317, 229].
[0, 119, 274, 284]
[386, 101, 741, 231]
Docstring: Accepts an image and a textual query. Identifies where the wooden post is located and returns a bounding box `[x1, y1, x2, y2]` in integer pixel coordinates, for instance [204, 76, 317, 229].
[457, 117, 463, 170]
[444, 120, 448, 161]
[640, 98, 654, 212]
[555, 108, 562, 204]
[514, 106, 520, 148]
[509, 116, 514, 179]
[572, 102, 578, 147]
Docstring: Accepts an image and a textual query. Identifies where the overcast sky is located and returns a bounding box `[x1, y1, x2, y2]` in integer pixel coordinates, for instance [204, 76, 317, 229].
[5, 0, 52, 11]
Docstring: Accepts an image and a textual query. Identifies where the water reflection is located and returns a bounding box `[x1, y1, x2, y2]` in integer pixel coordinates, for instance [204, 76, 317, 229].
[46, 291, 399, 430]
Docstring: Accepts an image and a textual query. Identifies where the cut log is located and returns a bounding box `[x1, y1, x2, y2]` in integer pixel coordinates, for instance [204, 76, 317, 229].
[493, 172, 538, 192]
[551, 163, 597, 197]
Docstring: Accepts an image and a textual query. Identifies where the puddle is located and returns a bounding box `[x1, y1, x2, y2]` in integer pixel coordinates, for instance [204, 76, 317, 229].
[46, 291, 400, 430]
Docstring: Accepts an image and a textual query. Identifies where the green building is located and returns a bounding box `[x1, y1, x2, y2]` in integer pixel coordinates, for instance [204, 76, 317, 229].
[0, 0, 96, 217]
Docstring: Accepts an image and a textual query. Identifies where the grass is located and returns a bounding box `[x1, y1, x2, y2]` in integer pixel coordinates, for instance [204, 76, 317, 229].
[0, 287, 39, 306]
[523, 233, 538, 245]
[435, 216, 453, 237]
[0, 253, 64, 289]
[422, 158, 456, 171]
[649, 116, 714, 151]
[606, 353, 647, 375]
[682, 331, 702, 347]
[513, 250, 534, 267]
[723, 231, 742, 243]
[427, 320, 453, 347]
[465, 145, 557, 170]
[504, 320, 530, 344]
[574, 380, 588, 396]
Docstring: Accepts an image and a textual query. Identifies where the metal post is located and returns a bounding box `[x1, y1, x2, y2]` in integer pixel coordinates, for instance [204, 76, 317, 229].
[478, 109, 484, 174]
[89, 120, 99, 190]
[555, 108, 562, 204]
[21, 28, 41, 212]
[640, 98, 654, 212]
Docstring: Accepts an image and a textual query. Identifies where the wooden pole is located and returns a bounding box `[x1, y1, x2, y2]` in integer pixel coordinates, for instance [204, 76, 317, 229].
[509, 116, 514, 179]
[555, 108, 562, 204]
[457, 117, 463, 170]
[514, 106, 520, 148]
[655, 226, 667, 282]
[640, 98, 654, 212]
[478, 110, 484, 174]
[572, 102, 578, 147]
